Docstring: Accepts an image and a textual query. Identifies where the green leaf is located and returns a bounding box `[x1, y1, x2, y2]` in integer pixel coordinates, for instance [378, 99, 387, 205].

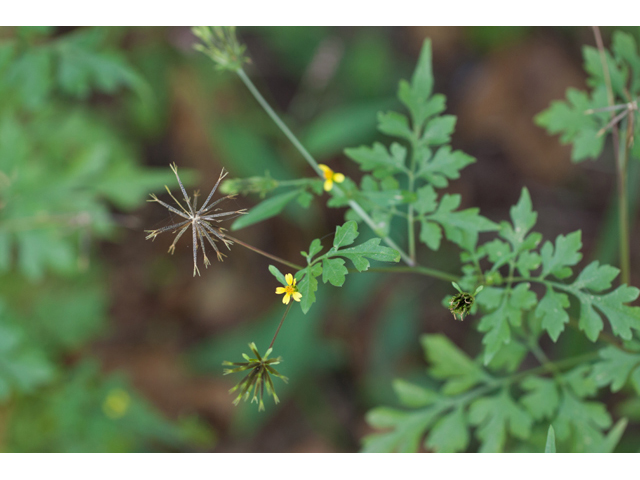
[333, 220, 359, 248]
[501, 187, 537, 247]
[344, 142, 406, 178]
[539, 231, 582, 279]
[477, 284, 536, 363]
[416, 146, 475, 188]
[572, 261, 619, 292]
[427, 193, 498, 248]
[468, 388, 533, 453]
[583, 46, 627, 99]
[298, 263, 322, 314]
[591, 345, 640, 394]
[535, 87, 608, 162]
[231, 189, 301, 230]
[307, 238, 323, 261]
[520, 377, 559, 421]
[545, 425, 556, 453]
[377, 111, 413, 140]
[334, 238, 400, 271]
[419, 220, 442, 251]
[425, 406, 469, 453]
[553, 387, 611, 451]
[362, 408, 441, 453]
[592, 285, 640, 340]
[322, 257, 348, 287]
[414, 185, 438, 215]
[392, 379, 439, 408]
[535, 286, 570, 342]
[612, 31, 640, 93]
[397, 39, 435, 129]
[421, 334, 487, 395]
[421, 115, 456, 146]
[563, 365, 598, 399]
[599, 418, 628, 454]
[268, 265, 287, 286]
[516, 251, 541, 277]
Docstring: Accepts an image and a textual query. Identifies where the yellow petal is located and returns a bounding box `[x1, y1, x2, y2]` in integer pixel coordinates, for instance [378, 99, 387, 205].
[324, 179, 333, 191]
[276, 287, 286, 294]
[318, 164, 331, 176]
[333, 173, 345, 183]
[285, 273, 293, 285]
[292, 278, 297, 286]
[283, 293, 291, 304]
[292, 292, 302, 302]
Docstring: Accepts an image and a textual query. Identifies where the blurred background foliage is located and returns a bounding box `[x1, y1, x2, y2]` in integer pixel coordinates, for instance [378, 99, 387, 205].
[0, 26, 639, 452]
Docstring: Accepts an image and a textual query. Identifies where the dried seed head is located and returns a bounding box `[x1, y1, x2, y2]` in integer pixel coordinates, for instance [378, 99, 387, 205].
[145, 163, 246, 276]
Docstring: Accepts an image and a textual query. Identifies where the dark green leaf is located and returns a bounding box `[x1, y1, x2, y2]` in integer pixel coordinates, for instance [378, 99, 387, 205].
[333, 220, 359, 248]
[468, 389, 533, 453]
[231, 189, 301, 230]
[268, 265, 287, 286]
[322, 257, 348, 287]
[540, 231, 582, 280]
[536, 286, 570, 342]
[425, 407, 469, 453]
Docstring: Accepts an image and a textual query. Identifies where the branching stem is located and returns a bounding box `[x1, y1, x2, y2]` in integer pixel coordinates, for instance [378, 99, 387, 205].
[235, 67, 415, 267]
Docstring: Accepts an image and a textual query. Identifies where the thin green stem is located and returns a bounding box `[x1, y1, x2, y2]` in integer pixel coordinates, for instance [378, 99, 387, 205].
[592, 26, 630, 285]
[223, 233, 304, 270]
[617, 119, 631, 285]
[407, 176, 416, 261]
[235, 67, 415, 267]
[269, 302, 292, 350]
[365, 265, 459, 283]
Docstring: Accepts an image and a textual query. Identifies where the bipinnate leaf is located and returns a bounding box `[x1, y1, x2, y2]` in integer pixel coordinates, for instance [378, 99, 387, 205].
[540, 231, 582, 280]
[590, 345, 640, 394]
[535, 287, 570, 342]
[421, 334, 488, 395]
[334, 238, 400, 271]
[468, 389, 533, 453]
[520, 377, 560, 421]
[397, 39, 435, 129]
[392, 379, 439, 408]
[344, 142, 406, 178]
[535, 87, 608, 162]
[425, 406, 469, 453]
[416, 146, 475, 188]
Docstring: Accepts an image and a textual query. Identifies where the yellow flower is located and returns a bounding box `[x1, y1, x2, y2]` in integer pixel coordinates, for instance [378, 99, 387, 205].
[102, 389, 131, 419]
[318, 164, 345, 192]
[275, 273, 302, 304]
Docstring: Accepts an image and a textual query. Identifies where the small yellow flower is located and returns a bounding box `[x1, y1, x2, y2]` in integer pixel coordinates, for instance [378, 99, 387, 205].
[102, 389, 131, 419]
[318, 164, 345, 192]
[275, 273, 302, 304]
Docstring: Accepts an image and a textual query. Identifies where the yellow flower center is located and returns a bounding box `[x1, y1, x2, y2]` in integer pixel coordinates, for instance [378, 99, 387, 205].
[323, 169, 334, 180]
[284, 285, 296, 295]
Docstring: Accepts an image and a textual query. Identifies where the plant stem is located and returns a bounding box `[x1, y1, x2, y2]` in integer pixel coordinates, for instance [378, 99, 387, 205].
[592, 26, 630, 285]
[269, 302, 292, 350]
[235, 67, 415, 267]
[407, 174, 416, 262]
[617, 121, 631, 285]
[366, 265, 459, 282]
[223, 233, 304, 270]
